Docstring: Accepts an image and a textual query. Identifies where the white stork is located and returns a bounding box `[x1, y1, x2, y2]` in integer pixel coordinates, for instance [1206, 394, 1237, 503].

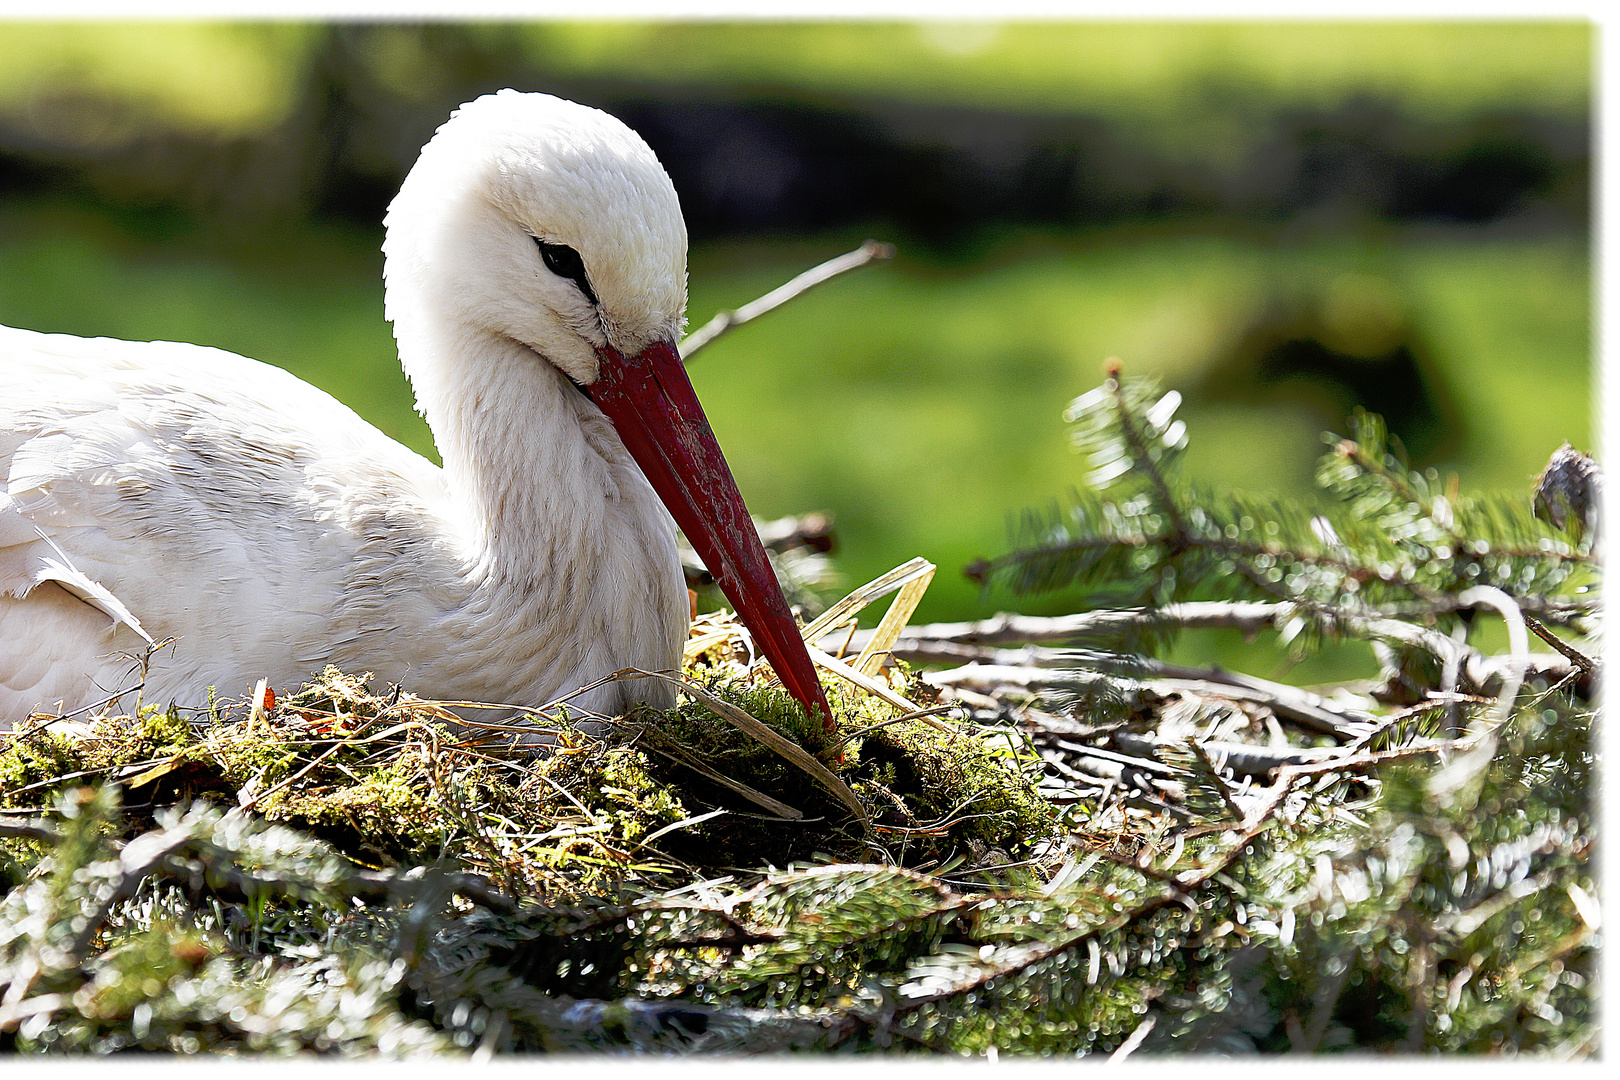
[0, 90, 831, 734]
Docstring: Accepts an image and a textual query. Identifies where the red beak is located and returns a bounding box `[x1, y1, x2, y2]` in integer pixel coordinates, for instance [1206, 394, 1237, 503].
[587, 339, 833, 736]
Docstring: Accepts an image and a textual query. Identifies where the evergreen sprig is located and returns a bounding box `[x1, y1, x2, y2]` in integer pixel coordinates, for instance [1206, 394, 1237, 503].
[978, 371, 1598, 652]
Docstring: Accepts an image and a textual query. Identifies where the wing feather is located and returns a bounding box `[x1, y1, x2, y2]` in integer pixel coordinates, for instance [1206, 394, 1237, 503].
[1, 325, 452, 719]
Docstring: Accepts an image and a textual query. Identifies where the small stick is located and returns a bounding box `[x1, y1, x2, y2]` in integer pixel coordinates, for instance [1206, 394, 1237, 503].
[2, 677, 146, 737]
[1524, 614, 1598, 675]
[0, 817, 59, 844]
[679, 239, 895, 360]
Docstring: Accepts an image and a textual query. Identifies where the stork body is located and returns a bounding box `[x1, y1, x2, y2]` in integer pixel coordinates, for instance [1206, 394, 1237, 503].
[0, 326, 684, 718]
[0, 91, 829, 729]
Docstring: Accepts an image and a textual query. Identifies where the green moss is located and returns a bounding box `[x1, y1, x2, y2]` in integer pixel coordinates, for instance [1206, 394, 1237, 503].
[283, 666, 388, 718]
[598, 750, 690, 838]
[527, 742, 692, 850]
[670, 673, 832, 756]
[203, 736, 303, 793]
[76, 703, 195, 775]
[0, 735, 79, 885]
[861, 717, 1055, 855]
[265, 759, 445, 862]
[551, 662, 1059, 868]
[2, 658, 1057, 891]
[0, 729, 84, 809]
[139, 703, 193, 750]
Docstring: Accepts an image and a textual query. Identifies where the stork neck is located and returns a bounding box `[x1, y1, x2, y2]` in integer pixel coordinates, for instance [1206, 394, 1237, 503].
[380, 300, 686, 713]
[404, 322, 649, 580]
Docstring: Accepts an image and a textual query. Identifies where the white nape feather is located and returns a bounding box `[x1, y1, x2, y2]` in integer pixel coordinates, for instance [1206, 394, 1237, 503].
[0, 91, 691, 729]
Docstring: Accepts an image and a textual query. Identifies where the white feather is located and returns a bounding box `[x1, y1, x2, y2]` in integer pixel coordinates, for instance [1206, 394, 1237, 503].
[0, 91, 691, 728]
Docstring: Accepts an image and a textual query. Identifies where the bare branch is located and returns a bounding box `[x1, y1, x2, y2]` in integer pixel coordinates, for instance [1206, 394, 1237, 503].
[0, 816, 60, 844]
[915, 656, 1379, 740]
[1525, 614, 1599, 676]
[679, 239, 895, 360]
[821, 601, 1578, 697]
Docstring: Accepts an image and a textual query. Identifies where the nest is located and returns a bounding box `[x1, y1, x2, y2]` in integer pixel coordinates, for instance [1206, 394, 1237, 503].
[2, 560, 1054, 899]
[0, 556, 1596, 1055]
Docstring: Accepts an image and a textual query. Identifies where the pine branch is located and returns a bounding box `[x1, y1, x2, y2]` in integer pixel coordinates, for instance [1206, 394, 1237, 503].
[982, 375, 1597, 631]
[1103, 365, 1189, 542]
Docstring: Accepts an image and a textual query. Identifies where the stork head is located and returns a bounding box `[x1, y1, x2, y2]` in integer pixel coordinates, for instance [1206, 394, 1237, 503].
[384, 89, 687, 386]
[383, 90, 832, 733]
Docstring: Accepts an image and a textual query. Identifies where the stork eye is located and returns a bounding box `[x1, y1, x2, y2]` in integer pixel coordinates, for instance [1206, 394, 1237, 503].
[536, 239, 598, 305]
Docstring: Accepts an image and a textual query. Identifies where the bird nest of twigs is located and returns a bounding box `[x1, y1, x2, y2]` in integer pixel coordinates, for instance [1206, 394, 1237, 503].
[1, 561, 1055, 899]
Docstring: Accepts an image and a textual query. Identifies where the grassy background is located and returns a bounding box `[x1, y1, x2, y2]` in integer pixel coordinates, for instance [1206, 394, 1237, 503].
[0, 21, 1588, 129]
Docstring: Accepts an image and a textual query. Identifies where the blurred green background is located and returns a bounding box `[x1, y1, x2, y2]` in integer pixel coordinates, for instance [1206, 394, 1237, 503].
[0, 21, 1592, 679]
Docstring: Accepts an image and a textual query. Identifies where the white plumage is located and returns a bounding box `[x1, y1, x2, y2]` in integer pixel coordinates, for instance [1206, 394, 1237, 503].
[0, 90, 763, 728]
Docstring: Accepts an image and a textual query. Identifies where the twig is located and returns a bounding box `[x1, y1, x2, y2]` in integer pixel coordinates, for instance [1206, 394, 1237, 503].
[806, 644, 957, 735]
[639, 740, 804, 820]
[1268, 740, 1463, 777]
[1054, 741, 1187, 779]
[1524, 614, 1598, 676]
[825, 601, 1575, 692]
[1145, 664, 1380, 740]
[679, 240, 894, 360]
[232, 729, 366, 815]
[830, 705, 962, 753]
[1110, 1013, 1159, 1060]
[1, 676, 147, 737]
[857, 601, 1286, 646]
[1112, 733, 1354, 777]
[633, 808, 730, 852]
[0, 816, 60, 844]
[1041, 746, 1189, 805]
[920, 657, 1378, 740]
